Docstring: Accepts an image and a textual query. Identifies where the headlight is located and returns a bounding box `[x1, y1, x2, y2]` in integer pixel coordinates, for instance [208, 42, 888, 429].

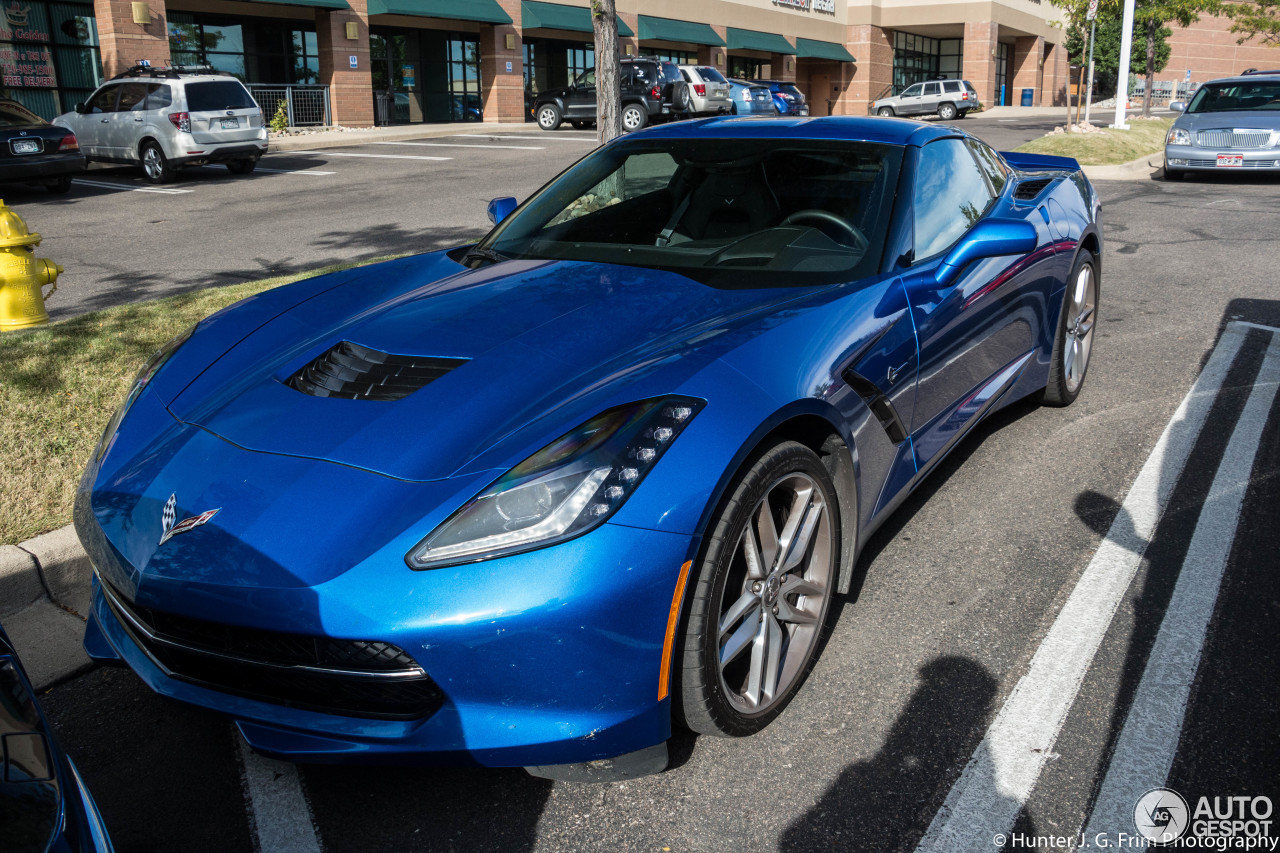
[95, 324, 195, 461]
[1167, 127, 1192, 146]
[407, 396, 704, 569]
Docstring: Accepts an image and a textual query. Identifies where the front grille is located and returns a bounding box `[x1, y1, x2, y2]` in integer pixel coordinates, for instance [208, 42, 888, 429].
[102, 581, 443, 720]
[1013, 178, 1053, 200]
[1196, 129, 1271, 149]
[1186, 159, 1277, 168]
[287, 340, 466, 401]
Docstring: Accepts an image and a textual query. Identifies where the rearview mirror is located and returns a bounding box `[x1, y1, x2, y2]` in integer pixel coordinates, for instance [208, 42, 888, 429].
[934, 218, 1039, 289]
[1169, 100, 1187, 112]
[74, 102, 87, 114]
[487, 196, 517, 225]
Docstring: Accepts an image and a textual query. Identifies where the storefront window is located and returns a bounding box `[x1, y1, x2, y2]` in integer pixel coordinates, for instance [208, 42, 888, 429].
[728, 56, 764, 80]
[523, 37, 592, 120]
[643, 49, 695, 64]
[373, 29, 480, 124]
[168, 13, 319, 85]
[0, 0, 100, 119]
[892, 32, 963, 93]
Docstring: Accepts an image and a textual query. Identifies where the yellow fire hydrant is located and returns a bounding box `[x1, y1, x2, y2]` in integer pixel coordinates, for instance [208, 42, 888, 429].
[0, 199, 63, 331]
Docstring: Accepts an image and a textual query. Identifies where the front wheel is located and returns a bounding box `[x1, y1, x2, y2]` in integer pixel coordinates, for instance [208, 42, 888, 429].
[877, 107, 894, 117]
[536, 103, 562, 131]
[677, 441, 840, 737]
[1041, 249, 1099, 406]
[937, 102, 958, 121]
[1164, 162, 1184, 180]
[140, 142, 175, 184]
[621, 103, 648, 132]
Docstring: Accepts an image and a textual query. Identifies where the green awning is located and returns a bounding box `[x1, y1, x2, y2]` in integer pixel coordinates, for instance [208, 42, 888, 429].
[252, 0, 350, 9]
[795, 37, 855, 62]
[725, 28, 794, 55]
[637, 15, 725, 47]
[367, 0, 512, 23]
[522, 1, 633, 36]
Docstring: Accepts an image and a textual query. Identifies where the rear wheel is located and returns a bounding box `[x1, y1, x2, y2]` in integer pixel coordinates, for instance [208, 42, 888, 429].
[226, 158, 257, 175]
[621, 103, 647, 132]
[1041, 250, 1098, 406]
[938, 102, 958, 121]
[45, 175, 72, 194]
[536, 103, 562, 131]
[140, 141, 175, 184]
[677, 441, 840, 737]
[877, 107, 894, 117]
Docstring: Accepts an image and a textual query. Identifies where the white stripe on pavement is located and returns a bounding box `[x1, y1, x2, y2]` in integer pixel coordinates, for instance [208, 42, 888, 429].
[1083, 327, 1280, 839]
[481, 134, 597, 143]
[914, 322, 1251, 853]
[286, 150, 451, 161]
[73, 178, 192, 194]
[237, 738, 322, 853]
[256, 168, 335, 175]
[373, 141, 544, 150]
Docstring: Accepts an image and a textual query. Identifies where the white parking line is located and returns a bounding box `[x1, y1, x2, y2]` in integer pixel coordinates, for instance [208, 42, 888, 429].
[256, 167, 336, 175]
[73, 178, 193, 195]
[373, 141, 544, 151]
[914, 322, 1251, 853]
[236, 739, 322, 853]
[485, 134, 598, 143]
[1083, 327, 1280, 839]
[286, 149, 451, 161]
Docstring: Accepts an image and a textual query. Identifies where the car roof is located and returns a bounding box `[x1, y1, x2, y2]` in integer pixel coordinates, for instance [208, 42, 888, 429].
[1200, 73, 1280, 85]
[624, 114, 964, 147]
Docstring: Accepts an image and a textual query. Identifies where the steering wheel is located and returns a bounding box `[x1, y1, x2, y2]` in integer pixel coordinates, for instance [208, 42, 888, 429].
[781, 209, 869, 253]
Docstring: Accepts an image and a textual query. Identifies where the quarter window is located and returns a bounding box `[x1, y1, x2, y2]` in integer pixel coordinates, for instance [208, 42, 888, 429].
[967, 139, 1009, 195]
[913, 139, 995, 261]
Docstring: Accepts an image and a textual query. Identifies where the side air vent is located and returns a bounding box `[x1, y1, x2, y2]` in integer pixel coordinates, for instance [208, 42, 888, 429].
[842, 368, 908, 445]
[287, 341, 466, 401]
[1013, 178, 1053, 201]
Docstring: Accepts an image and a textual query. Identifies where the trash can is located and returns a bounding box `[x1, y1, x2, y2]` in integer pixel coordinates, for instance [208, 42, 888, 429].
[1021, 88, 1035, 107]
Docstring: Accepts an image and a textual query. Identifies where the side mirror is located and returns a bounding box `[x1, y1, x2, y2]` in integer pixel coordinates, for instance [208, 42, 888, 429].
[1169, 100, 1187, 112]
[487, 196, 517, 225]
[74, 102, 87, 114]
[934, 218, 1039, 289]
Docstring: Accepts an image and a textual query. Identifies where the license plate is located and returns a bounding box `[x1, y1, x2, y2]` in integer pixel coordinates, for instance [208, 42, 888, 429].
[1216, 154, 1243, 167]
[11, 139, 39, 154]
[220, 118, 240, 129]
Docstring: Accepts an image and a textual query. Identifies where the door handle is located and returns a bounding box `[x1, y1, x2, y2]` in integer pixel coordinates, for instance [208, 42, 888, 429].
[134, 117, 143, 121]
[100, 118, 109, 122]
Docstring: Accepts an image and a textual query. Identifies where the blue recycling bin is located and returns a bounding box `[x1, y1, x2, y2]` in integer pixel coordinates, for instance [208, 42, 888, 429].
[1021, 88, 1034, 106]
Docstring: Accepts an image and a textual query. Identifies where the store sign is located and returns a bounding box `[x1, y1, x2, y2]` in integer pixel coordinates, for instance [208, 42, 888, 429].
[813, 0, 835, 12]
[0, 43, 55, 87]
[773, 0, 809, 8]
[773, 0, 835, 14]
[0, 1, 51, 43]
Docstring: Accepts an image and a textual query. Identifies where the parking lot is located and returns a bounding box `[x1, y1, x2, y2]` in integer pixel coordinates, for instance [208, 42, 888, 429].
[12, 115, 1279, 852]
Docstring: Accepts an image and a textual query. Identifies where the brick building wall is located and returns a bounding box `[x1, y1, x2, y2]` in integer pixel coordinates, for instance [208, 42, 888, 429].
[1165, 9, 1277, 86]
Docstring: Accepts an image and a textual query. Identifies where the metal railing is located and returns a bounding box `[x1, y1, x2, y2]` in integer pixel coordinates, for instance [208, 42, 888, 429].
[246, 84, 331, 127]
[1130, 79, 1200, 102]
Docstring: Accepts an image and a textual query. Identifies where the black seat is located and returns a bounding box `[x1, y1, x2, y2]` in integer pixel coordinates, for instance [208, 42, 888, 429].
[671, 167, 779, 242]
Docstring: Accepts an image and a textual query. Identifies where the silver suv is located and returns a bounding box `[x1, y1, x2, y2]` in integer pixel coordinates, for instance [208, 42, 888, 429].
[54, 65, 268, 184]
[677, 65, 733, 116]
[870, 79, 980, 120]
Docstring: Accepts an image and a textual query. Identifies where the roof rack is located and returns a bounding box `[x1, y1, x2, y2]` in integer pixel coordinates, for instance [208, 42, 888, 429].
[109, 64, 233, 80]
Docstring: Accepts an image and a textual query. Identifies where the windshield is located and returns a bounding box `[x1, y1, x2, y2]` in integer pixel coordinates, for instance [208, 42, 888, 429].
[478, 138, 903, 288]
[0, 101, 44, 126]
[1187, 80, 1280, 113]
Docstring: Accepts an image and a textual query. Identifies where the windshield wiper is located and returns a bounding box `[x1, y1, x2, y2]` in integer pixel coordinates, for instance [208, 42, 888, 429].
[460, 246, 507, 268]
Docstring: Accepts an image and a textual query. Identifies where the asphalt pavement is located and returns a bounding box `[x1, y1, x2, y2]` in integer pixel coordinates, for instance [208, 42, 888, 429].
[18, 130, 1280, 852]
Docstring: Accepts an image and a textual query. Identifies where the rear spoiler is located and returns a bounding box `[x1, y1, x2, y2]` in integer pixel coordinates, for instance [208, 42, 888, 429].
[1000, 151, 1080, 173]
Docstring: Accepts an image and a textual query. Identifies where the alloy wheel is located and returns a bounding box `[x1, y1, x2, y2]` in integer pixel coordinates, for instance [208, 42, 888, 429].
[1063, 262, 1097, 393]
[143, 148, 163, 181]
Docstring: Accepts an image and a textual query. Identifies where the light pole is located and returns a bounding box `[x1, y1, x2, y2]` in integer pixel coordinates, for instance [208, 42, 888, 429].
[1113, 0, 1136, 128]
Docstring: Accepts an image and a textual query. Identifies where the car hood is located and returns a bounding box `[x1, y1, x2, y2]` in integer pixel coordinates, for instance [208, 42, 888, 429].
[167, 258, 808, 482]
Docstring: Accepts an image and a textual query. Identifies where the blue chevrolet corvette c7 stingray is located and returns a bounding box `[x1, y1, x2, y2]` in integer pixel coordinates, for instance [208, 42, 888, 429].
[74, 115, 1101, 782]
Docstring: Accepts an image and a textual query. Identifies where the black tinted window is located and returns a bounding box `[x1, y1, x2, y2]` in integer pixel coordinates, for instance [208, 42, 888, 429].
[0, 100, 44, 126]
[185, 80, 256, 112]
[943, 81, 961, 93]
[696, 67, 727, 83]
[913, 139, 994, 260]
[87, 85, 118, 113]
[967, 140, 1009, 194]
[923, 82, 940, 96]
[117, 83, 149, 111]
[144, 83, 173, 110]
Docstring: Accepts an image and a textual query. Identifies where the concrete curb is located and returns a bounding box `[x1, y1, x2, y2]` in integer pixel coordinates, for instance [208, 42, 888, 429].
[267, 121, 565, 152]
[0, 523, 93, 690]
[1081, 154, 1164, 182]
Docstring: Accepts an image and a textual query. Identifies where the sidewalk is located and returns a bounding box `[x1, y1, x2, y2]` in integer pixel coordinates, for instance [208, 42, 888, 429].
[268, 120, 551, 152]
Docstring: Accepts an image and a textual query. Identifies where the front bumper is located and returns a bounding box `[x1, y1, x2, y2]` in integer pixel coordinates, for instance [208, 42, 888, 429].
[1164, 144, 1280, 171]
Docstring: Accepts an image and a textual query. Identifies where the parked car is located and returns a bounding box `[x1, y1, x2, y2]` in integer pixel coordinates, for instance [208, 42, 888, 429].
[533, 58, 685, 132]
[726, 78, 777, 115]
[53, 65, 268, 184]
[0, 99, 85, 194]
[1165, 72, 1280, 179]
[0, 622, 114, 852]
[751, 79, 809, 115]
[77, 115, 1101, 783]
[869, 78, 979, 120]
[677, 65, 733, 115]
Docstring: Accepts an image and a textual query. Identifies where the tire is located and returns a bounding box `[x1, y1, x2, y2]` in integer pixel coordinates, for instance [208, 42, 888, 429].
[226, 158, 257, 175]
[1164, 163, 1184, 180]
[45, 175, 73, 194]
[140, 141, 175, 184]
[621, 103, 648, 132]
[536, 103, 562, 131]
[938, 102, 958, 121]
[677, 441, 841, 737]
[674, 82, 694, 115]
[955, 110, 967, 119]
[569, 121, 592, 129]
[877, 107, 894, 117]
[1041, 249, 1099, 407]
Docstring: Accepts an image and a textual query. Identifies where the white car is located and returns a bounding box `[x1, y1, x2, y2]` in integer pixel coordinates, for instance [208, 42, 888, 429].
[677, 65, 734, 116]
[54, 65, 268, 184]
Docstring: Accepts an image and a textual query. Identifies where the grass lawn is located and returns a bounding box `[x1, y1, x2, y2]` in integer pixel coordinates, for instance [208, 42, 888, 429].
[1013, 117, 1173, 166]
[0, 257, 400, 545]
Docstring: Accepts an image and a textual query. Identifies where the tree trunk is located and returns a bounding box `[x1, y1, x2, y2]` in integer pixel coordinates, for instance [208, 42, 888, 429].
[592, 0, 622, 144]
[1142, 17, 1156, 117]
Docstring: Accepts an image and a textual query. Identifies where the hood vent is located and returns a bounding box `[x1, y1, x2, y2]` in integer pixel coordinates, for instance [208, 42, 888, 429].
[1013, 178, 1053, 201]
[287, 341, 466, 401]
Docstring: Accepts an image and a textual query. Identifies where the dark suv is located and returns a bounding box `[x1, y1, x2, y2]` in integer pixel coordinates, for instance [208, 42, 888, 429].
[533, 58, 684, 132]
